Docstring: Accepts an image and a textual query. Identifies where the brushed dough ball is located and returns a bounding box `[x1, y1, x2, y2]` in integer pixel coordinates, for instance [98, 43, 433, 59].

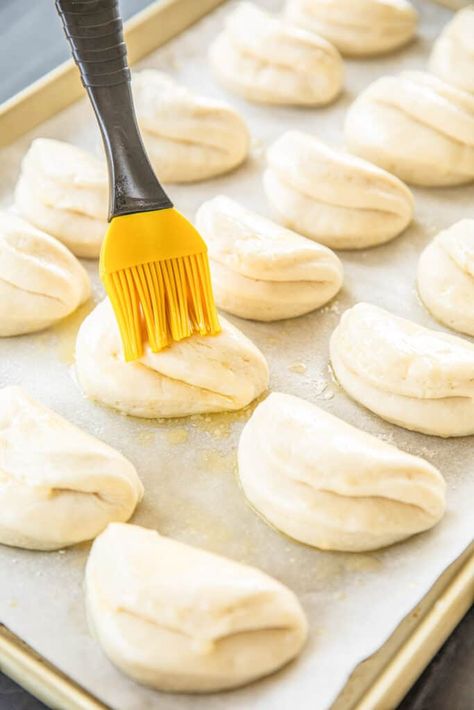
[239, 392, 446, 551]
[418, 219, 474, 337]
[0, 212, 90, 336]
[264, 130, 414, 249]
[196, 195, 343, 321]
[344, 71, 474, 187]
[14, 138, 108, 257]
[85, 522, 307, 692]
[0, 387, 143, 550]
[75, 300, 269, 418]
[285, 0, 418, 57]
[209, 2, 343, 106]
[132, 70, 250, 183]
[430, 7, 474, 94]
[330, 303, 474, 437]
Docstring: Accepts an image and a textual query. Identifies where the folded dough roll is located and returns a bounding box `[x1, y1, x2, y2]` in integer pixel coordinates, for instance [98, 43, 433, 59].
[132, 70, 250, 183]
[285, 0, 418, 57]
[330, 303, 474, 437]
[264, 131, 414, 249]
[239, 393, 446, 551]
[209, 2, 343, 106]
[85, 523, 307, 692]
[0, 212, 90, 336]
[14, 138, 108, 257]
[196, 195, 343, 320]
[418, 220, 474, 337]
[75, 300, 269, 418]
[344, 71, 474, 187]
[0, 387, 143, 550]
[429, 7, 474, 95]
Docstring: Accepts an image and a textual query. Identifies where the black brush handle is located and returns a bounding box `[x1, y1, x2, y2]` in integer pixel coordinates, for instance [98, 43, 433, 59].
[55, 0, 172, 219]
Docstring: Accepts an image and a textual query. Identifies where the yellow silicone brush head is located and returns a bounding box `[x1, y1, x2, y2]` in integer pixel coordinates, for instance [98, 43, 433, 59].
[100, 207, 220, 361]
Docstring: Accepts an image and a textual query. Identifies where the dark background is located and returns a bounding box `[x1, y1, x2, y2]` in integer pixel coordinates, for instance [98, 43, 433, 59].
[0, 0, 472, 708]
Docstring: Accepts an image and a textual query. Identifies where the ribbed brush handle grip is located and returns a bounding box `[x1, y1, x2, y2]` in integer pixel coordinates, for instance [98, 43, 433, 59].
[55, 0, 129, 88]
[55, 0, 172, 219]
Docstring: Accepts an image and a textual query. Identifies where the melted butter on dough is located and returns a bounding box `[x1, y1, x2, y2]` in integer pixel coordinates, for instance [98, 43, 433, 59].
[75, 300, 269, 418]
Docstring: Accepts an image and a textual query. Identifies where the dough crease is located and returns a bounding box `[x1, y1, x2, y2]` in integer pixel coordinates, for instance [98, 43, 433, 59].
[0, 387, 143, 550]
[239, 392, 446, 551]
[330, 303, 474, 437]
[85, 522, 307, 691]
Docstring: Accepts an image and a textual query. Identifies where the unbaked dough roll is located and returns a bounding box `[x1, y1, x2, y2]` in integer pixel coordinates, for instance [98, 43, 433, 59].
[285, 0, 418, 57]
[85, 522, 307, 692]
[132, 70, 250, 182]
[75, 300, 269, 418]
[239, 392, 446, 552]
[429, 7, 474, 95]
[264, 130, 414, 249]
[0, 212, 90, 336]
[0, 387, 143, 550]
[14, 138, 108, 257]
[418, 220, 474, 337]
[344, 71, 474, 186]
[330, 303, 474, 437]
[209, 2, 343, 106]
[196, 195, 343, 320]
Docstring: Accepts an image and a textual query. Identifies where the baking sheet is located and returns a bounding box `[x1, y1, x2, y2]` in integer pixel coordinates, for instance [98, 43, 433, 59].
[0, 1, 473, 709]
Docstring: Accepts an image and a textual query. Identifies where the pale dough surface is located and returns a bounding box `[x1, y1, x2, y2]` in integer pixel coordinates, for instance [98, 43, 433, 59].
[75, 300, 269, 418]
[208, 2, 343, 106]
[196, 195, 343, 320]
[285, 0, 418, 57]
[0, 212, 90, 336]
[132, 70, 250, 183]
[330, 303, 474, 437]
[239, 392, 446, 552]
[85, 522, 307, 692]
[14, 138, 108, 258]
[418, 219, 474, 337]
[429, 7, 474, 95]
[0, 387, 143, 550]
[344, 71, 474, 187]
[264, 130, 414, 249]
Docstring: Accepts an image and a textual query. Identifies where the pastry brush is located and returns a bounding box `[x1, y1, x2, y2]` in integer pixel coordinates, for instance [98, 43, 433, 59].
[55, 0, 220, 361]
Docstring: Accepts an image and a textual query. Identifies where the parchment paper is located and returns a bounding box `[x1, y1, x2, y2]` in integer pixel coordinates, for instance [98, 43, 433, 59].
[0, 2, 472, 709]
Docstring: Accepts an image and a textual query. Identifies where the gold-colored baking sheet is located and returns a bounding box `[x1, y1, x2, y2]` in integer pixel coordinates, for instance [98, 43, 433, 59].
[0, 546, 472, 710]
[0, 1, 472, 709]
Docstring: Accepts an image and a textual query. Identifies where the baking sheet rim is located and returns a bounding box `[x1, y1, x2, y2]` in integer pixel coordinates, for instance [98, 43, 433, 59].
[0, 545, 471, 710]
[0, 0, 472, 707]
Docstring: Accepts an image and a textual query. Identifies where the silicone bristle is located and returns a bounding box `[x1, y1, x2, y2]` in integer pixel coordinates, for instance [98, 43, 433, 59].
[103, 253, 221, 362]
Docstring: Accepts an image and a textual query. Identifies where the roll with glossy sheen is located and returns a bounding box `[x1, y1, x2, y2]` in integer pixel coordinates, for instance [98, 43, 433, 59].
[330, 303, 474, 437]
[345, 72, 474, 187]
[132, 70, 250, 182]
[418, 220, 474, 337]
[0, 212, 90, 336]
[14, 138, 108, 257]
[196, 195, 343, 320]
[239, 393, 446, 551]
[75, 300, 269, 418]
[85, 523, 307, 692]
[209, 2, 343, 106]
[264, 131, 414, 249]
[285, 0, 418, 57]
[0, 387, 143, 550]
